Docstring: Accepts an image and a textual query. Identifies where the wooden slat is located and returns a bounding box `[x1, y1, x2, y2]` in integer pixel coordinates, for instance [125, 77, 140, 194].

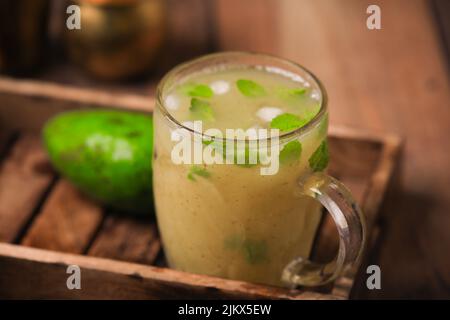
[21, 180, 104, 253]
[88, 215, 161, 265]
[0, 77, 154, 132]
[0, 134, 54, 242]
[0, 243, 339, 300]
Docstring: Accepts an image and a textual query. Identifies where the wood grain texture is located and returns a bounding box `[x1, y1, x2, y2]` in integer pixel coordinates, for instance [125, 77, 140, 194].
[88, 215, 161, 265]
[215, 0, 450, 299]
[0, 77, 155, 132]
[21, 180, 104, 253]
[0, 243, 339, 300]
[0, 134, 54, 242]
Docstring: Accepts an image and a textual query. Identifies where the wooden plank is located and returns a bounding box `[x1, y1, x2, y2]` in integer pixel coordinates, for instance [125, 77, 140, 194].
[0, 243, 339, 300]
[88, 215, 161, 265]
[21, 180, 104, 254]
[0, 134, 54, 243]
[0, 77, 154, 131]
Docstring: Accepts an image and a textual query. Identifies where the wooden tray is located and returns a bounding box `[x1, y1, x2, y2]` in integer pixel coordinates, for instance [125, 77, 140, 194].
[0, 77, 401, 300]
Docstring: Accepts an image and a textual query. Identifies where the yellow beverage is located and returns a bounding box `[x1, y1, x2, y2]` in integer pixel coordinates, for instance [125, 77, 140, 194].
[153, 53, 331, 286]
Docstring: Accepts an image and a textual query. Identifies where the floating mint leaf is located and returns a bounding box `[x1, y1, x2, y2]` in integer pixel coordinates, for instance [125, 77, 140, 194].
[289, 88, 307, 95]
[243, 239, 268, 264]
[277, 87, 307, 101]
[181, 83, 213, 98]
[187, 165, 210, 181]
[279, 140, 302, 165]
[236, 79, 266, 97]
[309, 140, 329, 172]
[190, 98, 214, 121]
[224, 235, 268, 264]
[202, 139, 214, 146]
[270, 113, 308, 132]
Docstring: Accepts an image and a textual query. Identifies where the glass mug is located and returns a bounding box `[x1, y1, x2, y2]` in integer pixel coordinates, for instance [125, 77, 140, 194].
[153, 52, 366, 287]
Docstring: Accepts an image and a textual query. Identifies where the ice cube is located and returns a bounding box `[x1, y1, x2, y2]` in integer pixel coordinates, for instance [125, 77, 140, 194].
[310, 89, 321, 101]
[165, 94, 179, 110]
[256, 106, 283, 122]
[210, 80, 230, 95]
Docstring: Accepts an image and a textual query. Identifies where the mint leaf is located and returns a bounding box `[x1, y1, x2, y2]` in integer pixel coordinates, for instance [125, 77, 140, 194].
[182, 83, 213, 98]
[190, 98, 214, 121]
[187, 165, 211, 181]
[270, 113, 308, 132]
[309, 140, 329, 172]
[224, 235, 268, 264]
[243, 239, 268, 264]
[289, 88, 307, 95]
[277, 87, 307, 102]
[279, 140, 302, 165]
[236, 79, 266, 97]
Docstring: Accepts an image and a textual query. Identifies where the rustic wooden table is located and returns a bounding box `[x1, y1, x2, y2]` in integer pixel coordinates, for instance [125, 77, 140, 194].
[3, 0, 449, 299]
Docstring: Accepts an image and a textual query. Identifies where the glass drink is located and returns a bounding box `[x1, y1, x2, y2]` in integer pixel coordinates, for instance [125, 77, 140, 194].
[153, 52, 365, 287]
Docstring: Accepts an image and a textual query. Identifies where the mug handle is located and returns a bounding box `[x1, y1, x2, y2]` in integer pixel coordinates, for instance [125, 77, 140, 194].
[282, 172, 366, 287]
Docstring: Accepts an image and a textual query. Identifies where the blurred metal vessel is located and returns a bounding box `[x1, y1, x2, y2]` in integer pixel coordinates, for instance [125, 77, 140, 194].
[66, 0, 167, 80]
[0, 0, 50, 75]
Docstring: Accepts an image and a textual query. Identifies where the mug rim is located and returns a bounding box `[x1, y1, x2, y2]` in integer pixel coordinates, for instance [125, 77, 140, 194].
[155, 51, 328, 143]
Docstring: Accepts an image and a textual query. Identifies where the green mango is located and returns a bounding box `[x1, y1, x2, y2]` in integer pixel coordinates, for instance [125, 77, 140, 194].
[43, 109, 154, 215]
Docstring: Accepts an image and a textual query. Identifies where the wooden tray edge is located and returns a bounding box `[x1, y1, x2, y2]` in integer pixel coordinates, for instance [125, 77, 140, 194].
[0, 242, 340, 300]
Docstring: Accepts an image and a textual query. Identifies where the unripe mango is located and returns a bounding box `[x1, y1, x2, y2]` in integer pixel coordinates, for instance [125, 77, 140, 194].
[43, 109, 154, 215]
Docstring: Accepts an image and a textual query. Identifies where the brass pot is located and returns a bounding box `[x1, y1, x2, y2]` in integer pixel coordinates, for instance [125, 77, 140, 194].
[66, 0, 167, 80]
